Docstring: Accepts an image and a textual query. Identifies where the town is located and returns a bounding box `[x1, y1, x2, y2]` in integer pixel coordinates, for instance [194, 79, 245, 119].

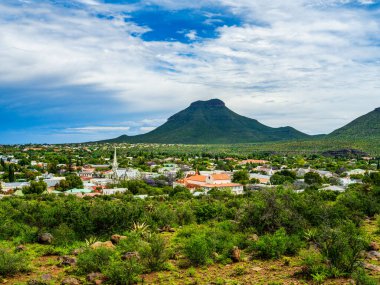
[1, 144, 378, 199]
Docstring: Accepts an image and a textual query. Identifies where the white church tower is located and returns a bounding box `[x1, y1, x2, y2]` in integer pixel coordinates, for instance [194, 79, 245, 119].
[112, 147, 119, 181]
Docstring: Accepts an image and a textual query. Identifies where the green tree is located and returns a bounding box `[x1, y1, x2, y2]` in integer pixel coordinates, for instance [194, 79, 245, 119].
[232, 170, 250, 185]
[304, 172, 323, 186]
[8, 164, 15, 182]
[56, 174, 83, 191]
[22, 180, 47, 195]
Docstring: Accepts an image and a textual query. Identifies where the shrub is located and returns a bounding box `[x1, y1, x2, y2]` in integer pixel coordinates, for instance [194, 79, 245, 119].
[0, 221, 38, 243]
[118, 232, 148, 254]
[0, 248, 30, 277]
[183, 234, 213, 266]
[304, 172, 323, 186]
[187, 267, 196, 277]
[176, 204, 196, 225]
[51, 223, 77, 246]
[317, 221, 368, 274]
[231, 265, 247, 276]
[252, 228, 303, 259]
[76, 247, 114, 274]
[103, 258, 142, 285]
[299, 248, 328, 277]
[352, 267, 378, 285]
[311, 272, 327, 284]
[140, 234, 169, 272]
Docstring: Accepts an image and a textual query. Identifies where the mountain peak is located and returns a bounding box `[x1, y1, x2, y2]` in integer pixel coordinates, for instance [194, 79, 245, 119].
[190, 99, 225, 108]
[329, 107, 380, 138]
[100, 98, 309, 144]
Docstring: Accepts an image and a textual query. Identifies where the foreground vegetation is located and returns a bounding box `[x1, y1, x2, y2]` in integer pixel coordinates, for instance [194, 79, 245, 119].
[1, 180, 380, 284]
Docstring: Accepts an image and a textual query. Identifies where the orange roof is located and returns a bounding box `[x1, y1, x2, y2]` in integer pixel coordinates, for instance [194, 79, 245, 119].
[186, 175, 207, 182]
[240, 159, 268, 165]
[211, 174, 230, 180]
[203, 183, 242, 188]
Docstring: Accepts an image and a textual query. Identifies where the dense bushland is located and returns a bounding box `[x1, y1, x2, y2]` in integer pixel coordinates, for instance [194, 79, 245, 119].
[0, 183, 380, 282]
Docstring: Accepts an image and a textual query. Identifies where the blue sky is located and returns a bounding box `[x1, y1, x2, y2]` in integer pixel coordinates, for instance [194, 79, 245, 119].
[0, 0, 379, 143]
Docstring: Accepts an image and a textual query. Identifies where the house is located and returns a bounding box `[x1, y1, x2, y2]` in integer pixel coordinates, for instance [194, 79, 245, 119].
[296, 168, 311, 177]
[320, 185, 346, 192]
[174, 172, 244, 195]
[239, 159, 269, 165]
[339, 177, 360, 187]
[346, 169, 366, 176]
[65, 188, 92, 195]
[43, 177, 65, 191]
[315, 170, 334, 178]
[253, 166, 274, 175]
[249, 173, 271, 184]
[103, 188, 128, 195]
[79, 167, 95, 178]
[2, 182, 30, 193]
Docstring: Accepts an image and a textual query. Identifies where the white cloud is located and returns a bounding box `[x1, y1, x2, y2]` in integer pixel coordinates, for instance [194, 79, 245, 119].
[185, 30, 198, 40]
[67, 126, 131, 133]
[139, 126, 157, 133]
[0, 0, 379, 139]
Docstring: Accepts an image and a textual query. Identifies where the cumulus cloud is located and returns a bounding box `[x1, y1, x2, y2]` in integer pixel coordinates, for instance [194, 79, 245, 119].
[139, 126, 157, 133]
[0, 0, 379, 143]
[66, 126, 131, 133]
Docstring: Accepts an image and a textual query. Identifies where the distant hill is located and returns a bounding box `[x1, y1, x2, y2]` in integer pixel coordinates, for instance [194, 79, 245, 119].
[100, 99, 309, 144]
[328, 107, 380, 139]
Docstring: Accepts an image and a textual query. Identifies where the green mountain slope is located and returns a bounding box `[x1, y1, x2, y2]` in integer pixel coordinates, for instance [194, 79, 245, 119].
[328, 107, 380, 139]
[101, 99, 309, 144]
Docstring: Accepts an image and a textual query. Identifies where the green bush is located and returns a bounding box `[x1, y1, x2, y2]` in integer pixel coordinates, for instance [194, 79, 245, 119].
[140, 234, 169, 272]
[118, 232, 148, 253]
[51, 223, 77, 246]
[0, 248, 30, 277]
[176, 204, 196, 225]
[0, 221, 38, 243]
[183, 233, 213, 266]
[317, 221, 368, 274]
[103, 258, 142, 285]
[76, 247, 114, 274]
[352, 267, 378, 285]
[299, 247, 328, 277]
[252, 228, 303, 259]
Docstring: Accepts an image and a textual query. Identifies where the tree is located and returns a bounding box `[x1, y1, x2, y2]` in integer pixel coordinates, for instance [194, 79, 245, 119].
[270, 170, 296, 185]
[23, 180, 47, 195]
[8, 164, 15, 182]
[56, 174, 83, 191]
[232, 170, 250, 185]
[304, 172, 323, 185]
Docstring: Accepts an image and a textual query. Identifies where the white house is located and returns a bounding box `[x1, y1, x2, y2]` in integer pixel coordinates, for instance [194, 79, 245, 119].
[103, 188, 128, 195]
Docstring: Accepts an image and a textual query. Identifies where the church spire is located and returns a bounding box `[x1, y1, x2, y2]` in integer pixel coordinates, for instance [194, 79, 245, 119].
[112, 147, 118, 181]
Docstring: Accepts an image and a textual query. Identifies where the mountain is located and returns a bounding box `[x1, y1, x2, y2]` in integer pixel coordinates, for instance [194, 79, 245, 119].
[328, 107, 380, 139]
[100, 99, 309, 144]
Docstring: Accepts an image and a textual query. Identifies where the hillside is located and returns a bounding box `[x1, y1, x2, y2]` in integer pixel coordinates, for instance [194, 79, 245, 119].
[101, 99, 309, 144]
[328, 107, 380, 139]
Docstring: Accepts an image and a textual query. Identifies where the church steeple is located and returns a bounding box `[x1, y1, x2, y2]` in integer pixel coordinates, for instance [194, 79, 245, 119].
[112, 147, 118, 181]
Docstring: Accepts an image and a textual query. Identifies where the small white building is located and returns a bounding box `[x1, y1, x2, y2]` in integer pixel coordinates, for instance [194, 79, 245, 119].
[102, 188, 128, 195]
[320, 185, 346, 192]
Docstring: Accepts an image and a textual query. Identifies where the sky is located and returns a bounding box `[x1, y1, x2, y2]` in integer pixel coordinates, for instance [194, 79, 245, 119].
[0, 0, 379, 144]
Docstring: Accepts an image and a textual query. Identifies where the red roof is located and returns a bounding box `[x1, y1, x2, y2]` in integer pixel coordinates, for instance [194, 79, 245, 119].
[211, 173, 230, 180]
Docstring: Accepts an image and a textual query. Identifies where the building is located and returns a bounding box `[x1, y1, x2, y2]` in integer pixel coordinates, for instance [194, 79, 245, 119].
[105, 148, 140, 181]
[239, 159, 269, 165]
[103, 188, 128, 195]
[2, 182, 30, 193]
[249, 173, 271, 184]
[174, 172, 244, 195]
